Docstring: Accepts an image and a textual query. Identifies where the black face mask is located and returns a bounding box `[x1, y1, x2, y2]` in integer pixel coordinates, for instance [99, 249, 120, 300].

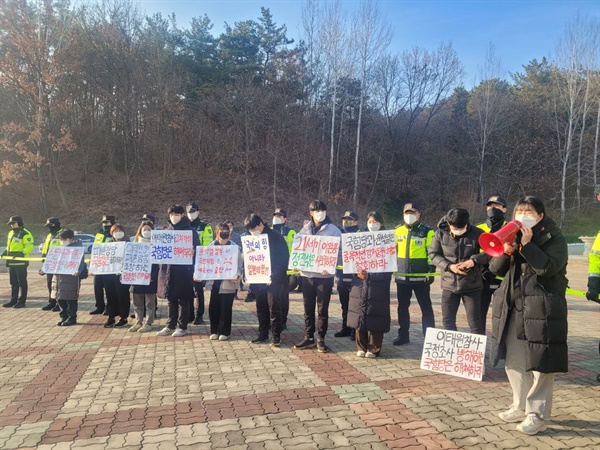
[48, 225, 60, 234]
[219, 231, 230, 240]
[487, 208, 504, 221]
[103, 225, 112, 232]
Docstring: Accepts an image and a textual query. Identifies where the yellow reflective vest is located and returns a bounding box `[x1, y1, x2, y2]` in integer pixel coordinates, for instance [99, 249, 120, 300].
[5, 227, 34, 267]
[589, 232, 600, 279]
[42, 229, 64, 256]
[395, 222, 434, 283]
[94, 231, 112, 244]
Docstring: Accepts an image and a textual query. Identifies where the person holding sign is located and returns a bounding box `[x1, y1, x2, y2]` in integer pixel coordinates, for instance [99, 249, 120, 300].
[188, 202, 214, 326]
[39, 229, 87, 326]
[40, 217, 64, 312]
[244, 214, 289, 347]
[347, 212, 393, 358]
[103, 224, 131, 328]
[489, 196, 568, 436]
[156, 205, 200, 337]
[293, 200, 342, 353]
[204, 223, 243, 341]
[272, 208, 296, 329]
[90, 215, 115, 315]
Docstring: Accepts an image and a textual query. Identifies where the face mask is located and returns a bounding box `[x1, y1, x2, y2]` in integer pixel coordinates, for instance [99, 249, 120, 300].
[404, 214, 417, 225]
[113, 231, 125, 240]
[342, 221, 355, 229]
[450, 227, 467, 236]
[60, 240, 70, 246]
[273, 217, 283, 225]
[142, 229, 152, 239]
[487, 208, 504, 220]
[367, 223, 381, 232]
[170, 215, 181, 225]
[250, 230, 261, 236]
[515, 214, 538, 228]
[219, 231, 230, 239]
[313, 211, 326, 223]
[187, 212, 198, 221]
[103, 225, 111, 231]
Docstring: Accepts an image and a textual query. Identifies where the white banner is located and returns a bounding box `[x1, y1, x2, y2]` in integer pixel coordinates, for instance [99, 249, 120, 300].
[341, 230, 398, 274]
[288, 234, 340, 275]
[194, 245, 239, 281]
[89, 242, 127, 275]
[151, 230, 194, 265]
[121, 242, 152, 285]
[420, 328, 487, 381]
[241, 235, 271, 284]
[42, 246, 85, 275]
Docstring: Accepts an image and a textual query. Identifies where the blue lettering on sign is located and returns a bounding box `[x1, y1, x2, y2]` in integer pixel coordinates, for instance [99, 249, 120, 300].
[152, 245, 173, 260]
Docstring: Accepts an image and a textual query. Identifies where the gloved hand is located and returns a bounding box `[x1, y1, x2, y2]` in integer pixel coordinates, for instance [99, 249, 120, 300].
[587, 289, 600, 303]
[428, 265, 436, 285]
[588, 277, 600, 303]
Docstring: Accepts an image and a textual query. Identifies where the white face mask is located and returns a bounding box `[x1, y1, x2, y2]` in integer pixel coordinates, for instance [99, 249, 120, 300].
[187, 212, 198, 221]
[272, 217, 283, 225]
[113, 231, 125, 240]
[142, 229, 152, 239]
[367, 222, 381, 232]
[515, 214, 538, 228]
[404, 214, 418, 225]
[450, 227, 467, 236]
[60, 240, 70, 246]
[313, 211, 327, 223]
[170, 215, 182, 225]
[250, 230, 261, 236]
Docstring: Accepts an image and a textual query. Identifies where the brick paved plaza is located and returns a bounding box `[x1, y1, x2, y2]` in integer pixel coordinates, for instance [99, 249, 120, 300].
[0, 256, 598, 449]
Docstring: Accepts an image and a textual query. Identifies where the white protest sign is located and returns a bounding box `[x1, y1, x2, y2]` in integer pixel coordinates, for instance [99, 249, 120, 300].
[194, 245, 239, 281]
[42, 246, 85, 275]
[341, 230, 398, 274]
[288, 234, 340, 275]
[241, 235, 271, 284]
[420, 328, 487, 381]
[89, 242, 127, 275]
[121, 242, 152, 285]
[151, 230, 194, 265]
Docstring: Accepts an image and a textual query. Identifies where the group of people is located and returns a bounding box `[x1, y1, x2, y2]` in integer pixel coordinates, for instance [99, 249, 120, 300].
[2, 196, 599, 436]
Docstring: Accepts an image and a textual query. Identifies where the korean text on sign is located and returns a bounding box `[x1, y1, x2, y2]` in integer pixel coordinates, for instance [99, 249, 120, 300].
[288, 235, 340, 275]
[42, 246, 85, 275]
[151, 230, 194, 265]
[420, 328, 487, 381]
[121, 242, 152, 285]
[89, 242, 127, 275]
[194, 245, 239, 281]
[241, 235, 271, 284]
[341, 230, 398, 274]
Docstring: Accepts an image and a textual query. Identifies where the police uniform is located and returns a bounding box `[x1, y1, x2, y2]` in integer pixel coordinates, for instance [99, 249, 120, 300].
[272, 208, 296, 328]
[2, 216, 34, 308]
[188, 203, 213, 324]
[90, 215, 115, 314]
[41, 217, 64, 310]
[335, 211, 361, 338]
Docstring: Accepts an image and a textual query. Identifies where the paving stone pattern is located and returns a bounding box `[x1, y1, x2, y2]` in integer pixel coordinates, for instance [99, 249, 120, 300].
[0, 256, 598, 449]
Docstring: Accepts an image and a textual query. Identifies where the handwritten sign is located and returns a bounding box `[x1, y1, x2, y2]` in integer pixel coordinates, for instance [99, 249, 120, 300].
[194, 245, 239, 281]
[241, 235, 271, 284]
[42, 246, 85, 275]
[151, 230, 194, 265]
[420, 328, 487, 381]
[288, 235, 340, 275]
[89, 242, 127, 275]
[342, 230, 398, 274]
[121, 242, 152, 285]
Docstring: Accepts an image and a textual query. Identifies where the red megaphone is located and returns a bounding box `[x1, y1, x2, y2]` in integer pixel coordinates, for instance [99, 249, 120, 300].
[479, 220, 522, 257]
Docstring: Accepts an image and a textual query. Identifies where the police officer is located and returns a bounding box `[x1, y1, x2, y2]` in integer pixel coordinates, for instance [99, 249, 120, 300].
[476, 195, 507, 334]
[90, 215, 115, 315]
[139, 213, 156, 226]
[272, 208, 296, 329]
[394, 203, 435, 345]
[2, 216, 34, 308]
[187, 202, 213, 325]
[587, 232, 600, 303]
[40, 217, 64, 311]
[335, 211, 361, 340]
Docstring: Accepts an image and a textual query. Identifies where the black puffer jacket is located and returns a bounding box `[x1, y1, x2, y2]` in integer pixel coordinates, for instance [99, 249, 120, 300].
[428, 221, 490, 293]
[489, 216, 568, 373]
[347, 271, 392, 333]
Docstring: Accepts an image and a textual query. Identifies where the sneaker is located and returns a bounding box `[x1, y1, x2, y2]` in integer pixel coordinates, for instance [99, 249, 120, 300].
[334, 327, 352, 338]
[218, 335, 229, 341]
[316, 339, 329, 353]
[129, 323, 142, 333]
[2, 301, 17, 308]
[89, 308, 104, 315]
[138, 324, 153, 333]
[499, 406, 525, 423]
[193, 316, 204, 325]
[209, 334, 219, 340]
[294, 337, 316, 350]
[57, 320, 65, 326]
[393, 336, 410, 346]
[365, 351, 376, 358]
[42, 303, 55, 311]
[172, 328, 189, 337]
[270, 336, 281, 347]
[62, 320, 76, 327]
[251, 335, 268, 343]
[13, 303, 26, 309]
[103, 318, 116, 328]
[516, 413, 547, 435]
[356, 350, 366, 357]
[157, 327, 174, 336]
[51, 305, 60, 312]
[114, 318, 128, 328]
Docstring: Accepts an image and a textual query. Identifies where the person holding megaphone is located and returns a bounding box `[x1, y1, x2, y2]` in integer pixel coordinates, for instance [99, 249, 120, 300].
[488, 196, 568, 436]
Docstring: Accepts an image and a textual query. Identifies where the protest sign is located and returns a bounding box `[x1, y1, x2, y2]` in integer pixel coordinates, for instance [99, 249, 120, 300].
[151, 230, 194, 265]
[42, 246, 85, 275]
[288, 234, 340, 275]
[420, 328, 487, 381]
[121, 242, 152, 285]
[341, 230, 398, 274]
[241, 235, 271, 284]
[194, 245, 239, 281]
[89, 242, 127, 275]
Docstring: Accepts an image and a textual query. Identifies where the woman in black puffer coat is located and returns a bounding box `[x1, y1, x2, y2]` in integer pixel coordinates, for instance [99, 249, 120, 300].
[489, 196, 568, 436]
[347, 212, 393, 358]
